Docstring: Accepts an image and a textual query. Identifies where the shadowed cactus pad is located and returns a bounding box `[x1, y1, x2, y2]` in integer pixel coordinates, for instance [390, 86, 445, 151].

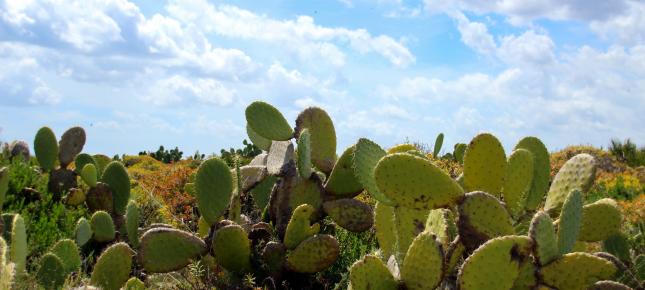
[50, 239, 81, 275]
[503, 149, 534, 216]
[284, 204, 320, 249]
[579, 198, 622, 242]
[212, 224, 251, 273]
[349, 255, 398, 290]
[58, 126, 86, 168]
[463, 133, 507, 195]
[353, 138, 394, 205]
[374, 202, 396, 260]
[324, 199, 373, 232]
[91, 211, 115, 243]
[34, 126, 58, 171]
[295, 107, 337, 173]
[529, 211, 558, 265]
[374, 153, 463, 209]
[457, 192, 514, 250]
[324, 145, 363, 198]
[286, 234, 340, 273]
[101, 161, 130, 215]
[457, 236, 532, 290]
[545, 153, 596, 213]
[401, 232, 444, 290]
[540, 253, 617, 290]
[86, 182, 114, 213]
[195, 158, 232, 225]
[125, 201, 140, 248]
[91, 242, 134, 290]
[296, 128, 313, 178]
[245, 101, 294, 141]
[557, 190, 582, 254]
[514, 137, 551, 211]
[246, 124, 272, 151]
[75, 217, 92, 246]
[37, 253, 66, 290]
[138, 227, 207, 273]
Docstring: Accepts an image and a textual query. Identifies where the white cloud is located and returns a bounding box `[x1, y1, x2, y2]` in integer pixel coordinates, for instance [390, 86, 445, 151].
[590, 1, 645, 46]
[145, 75, 236, 106]
[497, 30, 555, 66]
[452, 11, 497, 55]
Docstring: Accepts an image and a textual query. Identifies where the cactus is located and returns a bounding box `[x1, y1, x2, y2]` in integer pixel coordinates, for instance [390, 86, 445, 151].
[557, 190, 582, 254]
[353, 138, 395, 205]
[286, 234, 340, 273]
[74, 153, 97, 175]
[374, 202, 396, 260]
[91, 242, 134, 290]
[50, 239, 81, 275]
[34, 126, 58, 171]
[58, 126, 86, 168]
[91, 211, 115, 243]
[81, 163, 98, 187]
[0, 167, 8, 207]
[502, 149, 534, 216]
[101, 161, 130, 215]
[324, 145, 363, 197]
[602, 232, 631, 263]
[433, 132, 444, 158]
[125, 201, 140, 248]
[578, 198, 622, 242]
[514, 137, 551, 211]
[457, 191, 514, 250]
[545, 153, 596, 214]
[529, 211, 558, 265]
[349, 255, 398, 290]
[195, 157, 232, 225]
[463, 133, 507, 195]
[0, 237, 14, 290]
[37, 253, 66, 290]
[401, 232, 444, 290]
[212, 224, 251, 273]
[86, 182, 114, 213]
[539, 252, 617, 290]
[387, 143, 417, 154]
[9, 214, 26, 274]
[245, 101, 294, 141]
[296, 128, 313, 178]
[267, 140, 295, 175]
[284, 204, 320, 249]
[424, 208, 457, 247]
[294, 107, 337, 174]
[323, 198, 373, 232]
[8, 140, 30, 161]
[453, 143, 467, 164]
[138, 227, 207, 273]
[588, 281, 633, 290]
[75, 217, 92, 246]
[246, 124, 272, 151]
[393, 207, 429, 263]
[123, 277, 145, 290]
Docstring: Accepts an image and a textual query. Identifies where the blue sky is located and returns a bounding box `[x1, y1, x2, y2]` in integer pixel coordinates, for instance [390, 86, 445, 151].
[1, 0, 644, 156]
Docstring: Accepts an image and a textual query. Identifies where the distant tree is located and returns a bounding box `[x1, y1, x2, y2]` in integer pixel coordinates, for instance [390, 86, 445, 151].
[220, 139, 261, 167]
[609, 138, 645, 167]
[140, 145, 183, 164]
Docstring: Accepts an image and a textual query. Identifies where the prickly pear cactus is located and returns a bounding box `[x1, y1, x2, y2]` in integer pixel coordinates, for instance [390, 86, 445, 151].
[50, 239, 81, 275]
[58, 126, 86, 168]
[101, 161, 131, 215]
[37, 253, 66, 290]
[387, 144, 417, 154]
[212, 224, 251, 273]
[349, 255, 398, 290]
[9, 214, 26, 274]
[75, 217, 92, 246]
[463, 133, 507, 195]
[457, 191, 514, 250]
[540, 252, 617, 290]
[433, 133, 444, 158]
[324, 145, 363, 198]
[195, 158, 232, 225]
[81, 163, 98, 187]
[246, 124, 272, 151]
[296, 128, 313, 178]
[323, 198, 373, 232]
[588, 280, 632, 290]
[245, 101, 294, 141]
[514, 137, 551, 211]
[502, 149, 534, 216]
[286, 234, 340, 273]
[544, 153, 596, 214]
[284, 204, 320, 250]
[138, 227, 207, 273]
[374, 202, 396, 260]
[557, 190, 583, 254]
[90, 211, 115, 243]
[34, 126, 58, 171]
[91, 242, 134, 290]
[529, 211, 558, 265]
[353, 138, 394, 205]
[294, 106, 337, 174]
[123, 277, 146, 290]
[401, 232, 444, 290]
[125, 201, 140, 248]
[578, 198, 622, 242]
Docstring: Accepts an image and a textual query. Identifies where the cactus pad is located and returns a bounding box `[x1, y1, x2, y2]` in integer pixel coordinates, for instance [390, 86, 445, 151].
[34, 126, 58, 171]
[545, 153, 596, 213]
[394, 207, 429, 263]
[454, 143, 467, 164]
[374, 202, 396, 260]
[86, 182, 114, 213]
[138, 227, 207, 273]
[9, 214, 26, 274]
[297, 128, 313, 178]
[457, 235, 533, 290]
[75, 217, 92, 246]
[37, 253, 66, 290]
[233, 165, 267, 193]
[123, 277, 146, 290]
[286, 234, 340, 273]
[588, 281, 632, 290]
[74, 153, 96, 175]
[0, 167, 8, 206]
[246, 124, 272, 151]
[557, 190, 582, 254]
[325, 145, 364, 198]
[387, 144, 417, 154]
[101, 161, 130, 215]
[374, 153, 464, 209]
[457, 191, 514, 250]
[91, 211, 115, 243]
[433, 133, 444, 157]
[324, 199, 373, 232]
[578, 198, 622, 242]
[529, 211, 558, 265]
[267, 140, 295, 175]
[58, 126, 86, 168]
[250, 175, 277, 210]
[295, 107, 337, 174]
[125, 201, 140, 248]
[91, 242, 134, 290]
[81, 163, 98, 187]
[195, 158, 232, 225]
[540, 252, 617, 290]
[212, 224, 251, 273]
[50, 239, 81, 275]
[284, 204, 320, 249]
[245, 101, 294, 141]
[602, 232, 631, 263]
[425, 208, 457, 247]
[463, 133, 507, 195]
[503, 149, 534, 216]
[262, 241, 287, 276]
[401, 232, 444, 290]
[512, 259, 538, 290]
[349, 255, 398, 290]
[353, 138, 395, 205]
[514, 137, 551, 211]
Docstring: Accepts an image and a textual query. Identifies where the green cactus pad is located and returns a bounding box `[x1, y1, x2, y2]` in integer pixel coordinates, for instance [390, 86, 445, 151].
[514, 137, 550, 210]
[9, 214, 26, 274]
[250, 175, 277, 210]
[245, 101, 294, 141]
[529, 211, 558, 265]
[425, 208, 457, 248]
[0, 237, 6, 268]
[284, 204, 320, 250]
[579, 198, 622, 242]
[75, 217, 92, 246]
[503, 149, 534, 216]
[58, 126, 86, 168]
[296, 128, 313, 178]
[545, 153, 596, 214]
[433, 133, 444, 157]
[454, 143, 467, 164]
[511, 259, 538, 290]
[50, 239, 81, 275]
[91, 211, 115, 243]
[295, 107, 337, 174]
[445, 238, 466, 275]
[267, 140, 295, 175]
[557, 190, 582, 254]
[138, 227, 207, 273]
[324, 199, 373, 232]
[246, 124, 272, 151]
[74, 153, 96, 174]
[325, 145, 364, 198]
[457, 191, 514, 250]
[375, 153, 464, 209]
[401, 231, 444, 290]
[602, 232, 631, 263]
[81, 163, 98, 187]
[540, 252, 617, 290]
[374, 202, 396, 260]
[457, 235, 533, 290]
[37, 253, 66, 290]
[387, 144, 417, 154]
[394, 207, 429, 263]
[0, 167, 8, 206]
[212, 224, 251, 273]
[463, 133, 507, 195]
[588, 281, 632, 290]
[286, 234, 340, 273]
[93, 154, 111, 176]
[125, 201, 140, 248]
[91, 242, 134, 290]
[101, 161, 131, 215]
[34, 126, 58, 171]
[195, 158, 232, 225]
[353, 138, 395, 205]
[123, 277, 146, 290]
[349, 255, 398, 290]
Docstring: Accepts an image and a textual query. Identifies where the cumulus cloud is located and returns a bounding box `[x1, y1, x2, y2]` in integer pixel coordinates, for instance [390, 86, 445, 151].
[144, 75, 236, 106]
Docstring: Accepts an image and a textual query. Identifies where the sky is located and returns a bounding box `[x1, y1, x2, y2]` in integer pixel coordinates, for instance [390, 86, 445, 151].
[0, 0, 644, 156]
